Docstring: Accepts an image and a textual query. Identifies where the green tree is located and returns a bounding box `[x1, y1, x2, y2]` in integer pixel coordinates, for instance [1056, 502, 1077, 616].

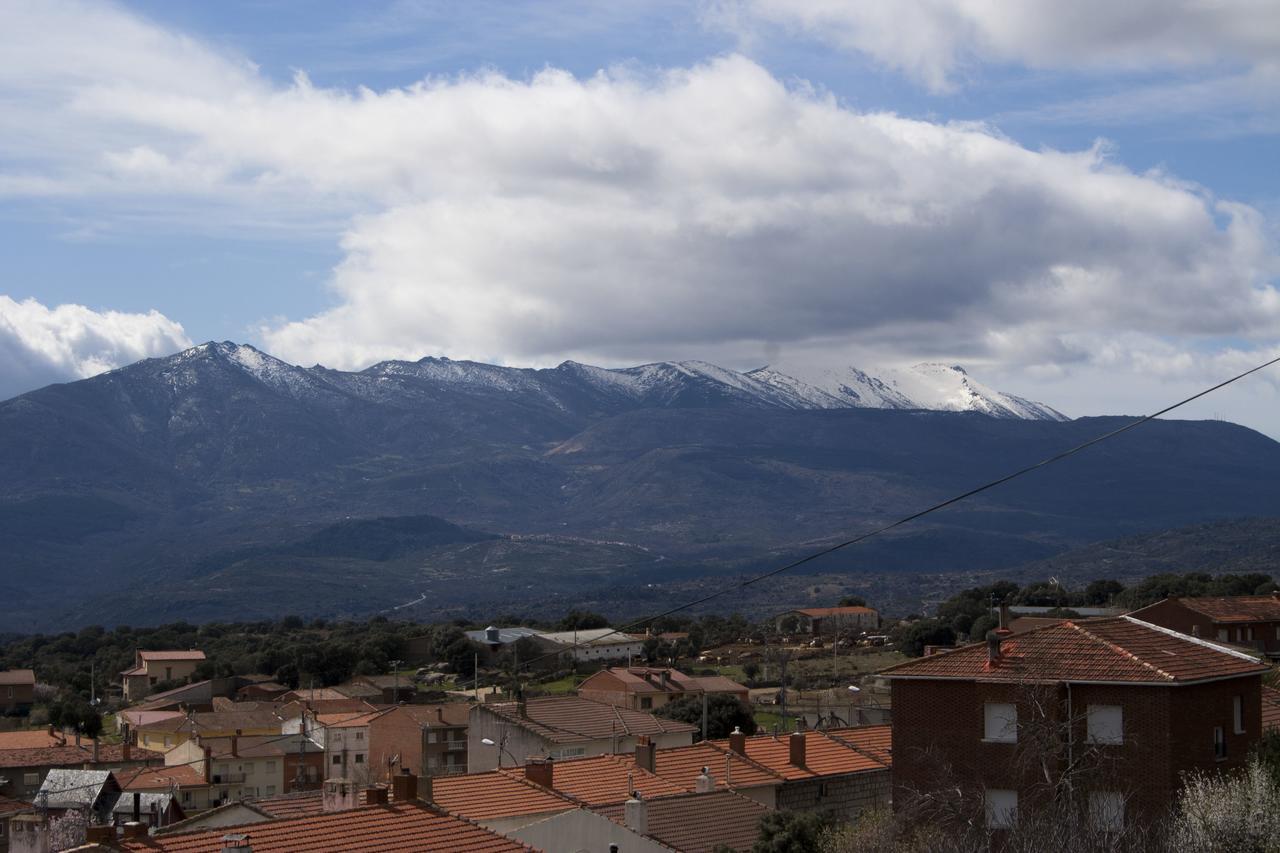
[752, 810, 830, 853]
[555, 610, 608, 631]
[838, 595, 867, 607]
[891, 619, 956, 657]
[1084, 579, 1124, 605]
[655, 694, 757, 741]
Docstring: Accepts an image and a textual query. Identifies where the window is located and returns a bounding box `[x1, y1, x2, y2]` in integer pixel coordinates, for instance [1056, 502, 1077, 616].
[332, 755, 342, 765]
[428, 732, 438, 744]
[265, 786, 276, 795]
[1247, 627, 1255, 642]
[1218, 628, 1229, 642]
[23, 772, 39, 787]
[1234, 695, 1245, 735]
[182, 791, 191, 803]
[1275, 625, 1280, 641]
[983, 703, 1017, 743]
[355, 753, 365, 764]
[985, 790, 1017, 829]
[640, 697, 653, 710]
[1090, 791, 1125, 831]
[355, 731, 364, 741]
[6, 686, 12, 698]
[165, 666, 172, 680]
[817, 782, 829, 798]
[1214, 726, 1227, 760]
[1087, 705, 1123, 745]
[163, 736, 171, 747]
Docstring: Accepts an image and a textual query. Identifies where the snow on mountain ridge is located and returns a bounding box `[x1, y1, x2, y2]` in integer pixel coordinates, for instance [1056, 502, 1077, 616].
[148, 344, 1065, 420]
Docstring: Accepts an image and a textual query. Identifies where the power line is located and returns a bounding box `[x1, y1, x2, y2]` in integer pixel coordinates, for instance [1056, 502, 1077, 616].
[516, 352, 1280, 672]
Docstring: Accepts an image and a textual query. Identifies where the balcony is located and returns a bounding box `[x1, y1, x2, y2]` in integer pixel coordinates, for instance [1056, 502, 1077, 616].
[212, 773, 247, 784]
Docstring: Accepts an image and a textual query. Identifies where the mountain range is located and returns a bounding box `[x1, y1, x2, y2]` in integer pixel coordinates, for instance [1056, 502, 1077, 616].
[2, 341, 1277, 630]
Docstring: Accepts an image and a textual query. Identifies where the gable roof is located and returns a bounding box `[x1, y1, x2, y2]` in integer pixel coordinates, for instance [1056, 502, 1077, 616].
[115, 801, 529, 852]
[139, 651, 206, 663]
[499, 754, 688, 806]
[596, 790, 770, 853]
[248, 789, 374, 820]
[651, 741, 782, 792]
[116, 764, 208, 791]
[707, 727, 890, 782]
[0, 740, 161, 769]
[787, 606, 877, 618]
[432, 770, 576, 821]
[879, 616, 1269, 685]
[1167, 595, 1280, 623]
[581, 668, 748, 698]
[479, 696, 696, 744]
[0, 669, 35, 686]
[37, 768, 115, 811]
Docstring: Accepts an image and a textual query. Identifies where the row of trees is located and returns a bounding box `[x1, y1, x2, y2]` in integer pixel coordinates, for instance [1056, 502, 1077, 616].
[892, 571, 1278, 656]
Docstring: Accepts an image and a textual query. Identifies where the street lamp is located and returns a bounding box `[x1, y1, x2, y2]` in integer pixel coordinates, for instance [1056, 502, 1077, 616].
[480, 732, 518, 768]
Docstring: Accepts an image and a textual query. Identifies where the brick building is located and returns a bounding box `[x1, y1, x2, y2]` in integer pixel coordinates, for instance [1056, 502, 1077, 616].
[577, 667, 748, 712]
[1128, 595, 1280, 658]
[881, 616, 1269, 828]
[366, 703, 470, 781]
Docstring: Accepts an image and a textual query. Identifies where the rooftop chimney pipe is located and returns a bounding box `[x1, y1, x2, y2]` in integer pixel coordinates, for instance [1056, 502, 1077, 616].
[391, 770, 418, 802]
[695, 766, 715, 793]
[987, 631, 1001, 663]
[728, 727, 747, 755]
[634, 736, 656, 773]
[525, 757, 554, 788]
[624, 792, 648, 836]
[789, 732, 806, 768]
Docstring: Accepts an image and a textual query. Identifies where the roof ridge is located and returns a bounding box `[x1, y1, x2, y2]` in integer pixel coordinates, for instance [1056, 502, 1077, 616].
[1121, 614, 1267, 664]
[700, 739, 787, 784]
[1065, 619, 1176, 681]
[495, 766, 590, 809]
[815, 728, 891, 769]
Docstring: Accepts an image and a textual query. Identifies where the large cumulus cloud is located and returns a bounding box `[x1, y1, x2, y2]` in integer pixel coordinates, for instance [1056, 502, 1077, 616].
[0, 297, 191, 400]
[1, 1, 1278, 415]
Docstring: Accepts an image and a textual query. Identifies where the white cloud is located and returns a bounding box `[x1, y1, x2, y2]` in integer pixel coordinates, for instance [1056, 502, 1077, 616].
[0, 296, 191, 399]
[713, 0, 1280, 91]
[1, 0, 1279, 423]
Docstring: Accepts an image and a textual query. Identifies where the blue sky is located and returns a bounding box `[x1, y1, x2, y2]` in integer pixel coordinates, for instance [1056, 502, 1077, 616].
[2, 0, 1279, 432]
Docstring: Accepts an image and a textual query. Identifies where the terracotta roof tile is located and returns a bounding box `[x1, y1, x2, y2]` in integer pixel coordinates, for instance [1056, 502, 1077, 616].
[480, 696, 696, 744]
[0, 739, 162, 769]
[116, 801, 529, 852]
[596, 790, 770, 853]
[499, 754, 688, 806]
[0, 794, 32, 817]
[248, 789, 377, 819]
[708, 728, 889, 781]
[879, 617, 1269, 684]
[1264, 686, 1280, 733]
[138, 650, 206, 666]
[433, 771, 575, 820]
[652, 741, 782, 792]
[789, 606, 877, 618]
[1172, 596, 1280, 623]
[117, 764, 208, 791]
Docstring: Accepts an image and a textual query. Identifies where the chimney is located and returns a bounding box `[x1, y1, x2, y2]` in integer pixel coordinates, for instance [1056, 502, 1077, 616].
[122, 821, 148, 839]
[525, 757, 554, 788]
[695, 766, 715, 793]
[93, 738, 100, 763]
[133, 792, 141, 824]
[728, 727, 747, 755]
[634, 736, 656, 773]
[221, 833, 254, 853]
[322, 779, 358, 812]
[516, 696, 528, 718]
[420, 773, 433, 804]
[366, 786, 388, 805]
[485, 626, 501, 643]
[392, 770, 418, 802]
[998, 602, 1010, 631]
[789, 732, 806, 768]
[659, 670, 670, 690]
[48, 724, 55, 737]
[85, 825, 114, 843]
[203, 746, 212, 783]
[624, 792, 648, 836]
[230, 735, 239, 757]
[434, 707, 444, 724]
[1191, 625, 1201, 637]
[75, 730, 81, 746]
[987, 631, 1002, 664]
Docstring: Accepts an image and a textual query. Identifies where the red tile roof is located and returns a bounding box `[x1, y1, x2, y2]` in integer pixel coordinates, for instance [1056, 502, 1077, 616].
[0, 669, 35, 686]
[708, 728, 889, 782]
[652, 741, 782, 792]
[1264, 686, 1280, 733]
[116, 764, 208, 791]
[0, 730, 72, 749]
[880, 617, 1270, 684]
[500, 754, 688, 806]
[480, 696, 696, 744]
[0, 739, 161, 769]
[116, 801, 529, 852]
[581, 668, 746, 697]
[789, 606, 877, 617]
[139, 651, 207, 662]
[823, 725, 893, 766]
[596, 790, 770, 853]
[433, 771, 576, 820]
[1170, 596, 1280, 623]
[248, 789, 376, 819]
[0, 794, 31, 817]
[315, 710, 387, 729]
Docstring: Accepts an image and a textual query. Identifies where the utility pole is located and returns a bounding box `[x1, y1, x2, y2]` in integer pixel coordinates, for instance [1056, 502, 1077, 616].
[390, 660, 404, 703]
[473, 653, 479, 700]
[701, 691, 708, 741]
